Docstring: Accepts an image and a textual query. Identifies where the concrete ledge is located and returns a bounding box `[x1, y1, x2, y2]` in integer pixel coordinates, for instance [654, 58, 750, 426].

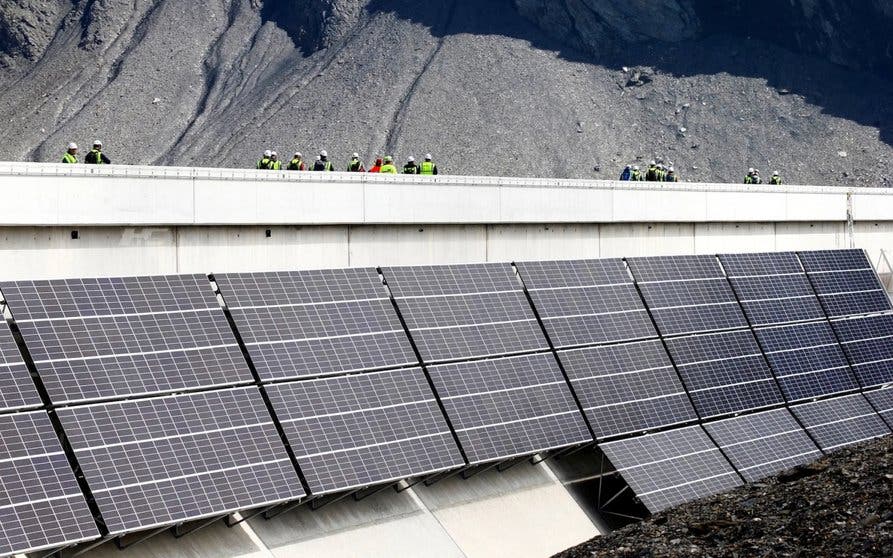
[0, 162, 878, 226]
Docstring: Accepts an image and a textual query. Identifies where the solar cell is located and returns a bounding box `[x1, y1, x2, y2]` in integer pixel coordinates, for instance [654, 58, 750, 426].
[798, 250, 892, 317]
[703, 409, 822, 482]
[719, 252, 825, 326]
[1, 275, 253, 404]
[832, 314, 893, 388]
[55, 388, 303, 534]
[266, 368, 464, 494]
[427, 353, 592, 463]
[627, 256, 748, 336]
[515, 259, 657, 348]
[864, 388, 893, 428]
[382, 264, 548, 362]
[598, 425, 742, 513]
[558, 340, 698, 439]
[755, 321, 857, 401]
[216, 270, 417, 381]
[0, 411, 98, 556]
[790, 394, 891, 452]
[665, 330, 784, 418]
[0, 320, 42, 413]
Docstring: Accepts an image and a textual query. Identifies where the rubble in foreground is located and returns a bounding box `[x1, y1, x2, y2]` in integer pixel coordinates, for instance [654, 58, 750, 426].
[557, 436, 893, 558]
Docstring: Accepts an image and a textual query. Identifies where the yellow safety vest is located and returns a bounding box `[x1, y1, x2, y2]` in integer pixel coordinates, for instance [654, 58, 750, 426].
[420, 161, 435, 175]
[380, 164, 398, 174]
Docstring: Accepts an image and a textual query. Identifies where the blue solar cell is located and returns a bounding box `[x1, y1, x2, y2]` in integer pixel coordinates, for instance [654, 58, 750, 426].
[756, 322, 858, 401]
[665, 330, 783, 417]
[833, 314, 893, 388]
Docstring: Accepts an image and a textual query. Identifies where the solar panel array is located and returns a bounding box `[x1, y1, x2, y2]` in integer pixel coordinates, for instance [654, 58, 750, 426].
[515, 259, 697, 439]
[382, 263, 592, 463]
[1, 249, 893, 554]
[0, 276, 254, 404]
[703, 409, 822, 482]
[627, 255, 749, 336]
[215, 270, 417, 381]
[598, 425, 743, 513]
[515, 259, 655, 348]
[664, 330, 783, 418]
[215, 268, 464, 494]
[56, 389, 303, 534]
[0, 320, 41, 413]
[0, 411, 97, 556]
[799, 250, 893, 318]
[790, 394, 891, 452]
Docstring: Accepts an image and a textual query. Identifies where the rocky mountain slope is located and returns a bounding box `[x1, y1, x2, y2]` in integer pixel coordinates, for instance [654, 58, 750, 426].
[0, 0, 891, 185]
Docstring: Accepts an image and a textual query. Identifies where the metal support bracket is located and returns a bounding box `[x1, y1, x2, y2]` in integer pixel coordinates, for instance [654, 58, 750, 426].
[114, 526, 169, 551]
[172, 515, 223, 539]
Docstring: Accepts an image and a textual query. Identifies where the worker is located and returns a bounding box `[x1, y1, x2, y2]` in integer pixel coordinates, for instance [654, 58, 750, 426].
[744, 168, 755, 184]
[630, 165, 644, 181]
[619, 165, 631, 181]
[347, 153, 365, 172]
[665, 167, 679, 182]
[368, 157, 383, 173]
[646, 161, 659, 181]
[62, 142, 78, 164]
[257, 150, 273, 170]
[402, 156, 419, 174]
[287, 152, 305, 170]
[84, 140, 111, 164]
[313, 150, 334, 171]
[269, 151, 282, 170]
[752, 169, 763, 184]
[770, 171, 782, 185]
[380, 156, 398, 174]
[419, 154, 438, 175]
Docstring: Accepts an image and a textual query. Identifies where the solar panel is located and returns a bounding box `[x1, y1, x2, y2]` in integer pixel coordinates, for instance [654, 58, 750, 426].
[382, 264, 548, 363]
[703, 409, 822, 482]
[798, 250, 893, 318]
[1, 276, 253, 404]
[864, 388, 893, 427]
[0, 411, 98, 556]
[515, 259, 657, 348]
[664, 330, 784, 418]
[719, 252, 826, 326]
[755, 321, 857, 401]
[55, 388, 304, 534]
[426, 353, 592, 463]
[598, 425, 742, 513]
[265, 368, 464, 494]
[832, 314, 893, 388]
[215, 270, 417, 381]
[627, 255, 748, 336]
[790, 394, 891, 452]
[558, 340, 697, 439]
[0, 320, 42, 413]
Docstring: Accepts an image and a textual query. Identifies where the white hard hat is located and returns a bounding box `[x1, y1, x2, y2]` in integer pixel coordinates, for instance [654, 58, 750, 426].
[294, 152, 302, 157]
[669, 167, 675, 172]
[271, 151, 277, 157]
[68, 142, 78, 150]
[624, 164, 630, 169]
[408, 156, 415, 162]
[320, 150, 328, 157]
[264, 150, 272, 157]
[425, 153, 432, 160]
[754, 169, 760, 173]
[748, 167, 754, 173]
[650, 160, 656, 165]
[352, 152, 359, 159]
[773, 171, 779, 176]
[633, 165, 639, 171]
[93, 140, 102, 147]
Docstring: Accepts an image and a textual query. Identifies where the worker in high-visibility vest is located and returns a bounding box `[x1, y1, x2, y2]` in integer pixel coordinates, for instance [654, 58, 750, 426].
[379, 156, 398, 174]
[419, 153, 438, 175]
[84, 140, 111, 164]
[62, 142, 78, 163]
